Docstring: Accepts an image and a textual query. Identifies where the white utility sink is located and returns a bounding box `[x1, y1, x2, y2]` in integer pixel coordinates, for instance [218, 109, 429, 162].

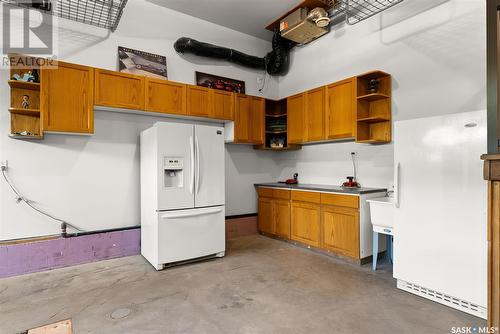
[367, 197, 396, 229]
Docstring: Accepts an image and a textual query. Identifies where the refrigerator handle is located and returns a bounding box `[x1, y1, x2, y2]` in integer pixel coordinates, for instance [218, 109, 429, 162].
[161, 207, 223, 219]
[395, 162, 400, 208]
[195, 135, 200, 194]
[189, 136, 195, 195]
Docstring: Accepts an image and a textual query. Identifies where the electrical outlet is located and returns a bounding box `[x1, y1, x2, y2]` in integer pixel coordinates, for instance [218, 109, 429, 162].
[1, 160, 8, 171]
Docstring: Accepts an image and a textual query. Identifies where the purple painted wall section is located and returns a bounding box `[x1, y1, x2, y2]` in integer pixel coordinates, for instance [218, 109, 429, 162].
[0, 229, 140, 279]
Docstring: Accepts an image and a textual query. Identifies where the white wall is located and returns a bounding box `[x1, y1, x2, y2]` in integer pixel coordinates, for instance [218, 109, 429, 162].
[274, 0, 486, 189]
[0, 0, 280, 240]
[0, 0, 487, 240]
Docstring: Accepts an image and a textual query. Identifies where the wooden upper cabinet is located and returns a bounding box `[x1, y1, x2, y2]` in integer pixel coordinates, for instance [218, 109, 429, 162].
[41, 61, 94, 134]
[305, 86, 326, 142]
[287, 93, 305, 144]
[95, 69, 145, 110]
[187, 85, 213, 118]
[326, 78, 356, 139]
[212, 90, 234, 120]
[145, 79, 186, 115]
[291, 201, 321, 247]
[321, 205, 360, 258]
[235, 94, 250, 143]
[249, 96, 265, 144]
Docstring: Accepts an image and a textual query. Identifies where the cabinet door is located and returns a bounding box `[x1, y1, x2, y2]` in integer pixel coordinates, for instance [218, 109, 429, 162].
[305, 87, 326, 142]
[291, 201, 321, 247]
[41, 61, 94, 133]
[187, 85, 213, 118]
[258, 197, 275, 234]
[249, 96, 265, 144]
[287, 93, 305, 144]
[94, 69, 144, 110]
[234, 94, 250, 143]
[326, 78, 355, 139]
[145, 79, 186, 115]
[274, 199, 291, 239]
[213, 90, 234, 120]
[322, 205, 360, 258]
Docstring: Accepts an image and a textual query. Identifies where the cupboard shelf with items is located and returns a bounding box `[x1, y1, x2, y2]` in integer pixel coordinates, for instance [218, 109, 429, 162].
[8, 54, 43, 139]
[355, 71, 392, 144]
[255, 99, 301, 151]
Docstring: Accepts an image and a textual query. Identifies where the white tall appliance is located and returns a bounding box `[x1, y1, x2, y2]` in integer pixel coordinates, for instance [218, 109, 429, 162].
[140, 122, 225, 270]
[393, 110, 487, 318]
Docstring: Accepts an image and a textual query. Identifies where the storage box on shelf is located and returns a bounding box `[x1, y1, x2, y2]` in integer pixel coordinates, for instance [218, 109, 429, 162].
[355, 71, 392, 143]
[8, 54, 43, 139]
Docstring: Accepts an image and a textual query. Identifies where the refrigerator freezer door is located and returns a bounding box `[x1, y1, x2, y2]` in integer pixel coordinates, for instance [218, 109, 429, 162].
[157, 206, 225, 264]
[393, 110, 487, 307]
[156, 123, 195, 211]
[194, 125, 225, 208]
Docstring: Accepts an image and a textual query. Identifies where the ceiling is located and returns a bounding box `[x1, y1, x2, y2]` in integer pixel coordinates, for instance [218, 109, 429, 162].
[146, 0, 303, 40]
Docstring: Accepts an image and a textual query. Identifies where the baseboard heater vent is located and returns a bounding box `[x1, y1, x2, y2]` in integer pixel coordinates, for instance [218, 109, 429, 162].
[397, 280, 487, 319]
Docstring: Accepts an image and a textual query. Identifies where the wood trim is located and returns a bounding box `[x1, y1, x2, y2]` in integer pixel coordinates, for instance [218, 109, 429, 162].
[482, 154, 500, 328]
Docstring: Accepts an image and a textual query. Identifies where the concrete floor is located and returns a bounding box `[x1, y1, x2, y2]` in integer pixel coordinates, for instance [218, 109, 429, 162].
[0, 235, 485, 334]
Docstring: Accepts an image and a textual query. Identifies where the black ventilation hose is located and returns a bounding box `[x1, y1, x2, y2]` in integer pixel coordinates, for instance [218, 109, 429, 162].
[174, 32, 296, 76]
[174, 37, 265, 70]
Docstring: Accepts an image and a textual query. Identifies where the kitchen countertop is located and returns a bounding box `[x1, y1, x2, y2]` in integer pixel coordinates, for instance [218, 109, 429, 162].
[254, 183, 387, 195]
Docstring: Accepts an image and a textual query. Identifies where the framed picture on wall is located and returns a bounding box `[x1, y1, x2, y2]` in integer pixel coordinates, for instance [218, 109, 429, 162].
[118, 46, 168, 80]
[195, 72, 245, 94]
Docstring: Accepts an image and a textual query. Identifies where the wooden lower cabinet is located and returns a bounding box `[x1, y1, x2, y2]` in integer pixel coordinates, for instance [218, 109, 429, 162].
[258, 197, 275, 235]
[274, 199, 291, 239]
[291, 201, 321, 247]
[257, 188, 362, 259]
[321, 205, 360, 258]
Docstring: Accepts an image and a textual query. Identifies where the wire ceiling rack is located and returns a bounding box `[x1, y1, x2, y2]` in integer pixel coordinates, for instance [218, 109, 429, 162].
[0, 0, 128, 32]
[344, 0, 404, 25]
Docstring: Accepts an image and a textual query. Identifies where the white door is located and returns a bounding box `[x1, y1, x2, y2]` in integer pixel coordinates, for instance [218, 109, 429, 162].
[194, 125, 225, 208]
[393, 110, 487, 307]
[157, 206, 225, 264]
[157, 123, 194, 211]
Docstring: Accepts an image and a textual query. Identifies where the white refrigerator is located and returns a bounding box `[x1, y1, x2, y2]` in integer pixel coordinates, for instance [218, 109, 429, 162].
[140, 122, 225, 270]
[393, 110, 487, 318]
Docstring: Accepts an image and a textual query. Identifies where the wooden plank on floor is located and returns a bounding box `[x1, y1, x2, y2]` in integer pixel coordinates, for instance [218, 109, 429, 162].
[28, 319, 72, 334]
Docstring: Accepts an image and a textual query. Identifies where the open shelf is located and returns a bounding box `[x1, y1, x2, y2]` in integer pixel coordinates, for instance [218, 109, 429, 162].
[254, 144, 302, 151]
[9, 107, 40, 116]
[357, 116, 390, 123]
[357, 93, 390, 101]
[266, 130, 287, 134]
[355, 139, 390, 144]
[8, 80, 40, 90]
[355, 71, 392, 144]
[8, 134, 43, 140]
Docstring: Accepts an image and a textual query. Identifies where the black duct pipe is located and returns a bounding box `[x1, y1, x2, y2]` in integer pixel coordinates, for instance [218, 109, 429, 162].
[174, 32, 296, 76]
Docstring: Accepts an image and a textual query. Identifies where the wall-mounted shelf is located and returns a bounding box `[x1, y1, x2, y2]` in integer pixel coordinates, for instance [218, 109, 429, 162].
[8, 80, 40, 90]
[355, 71, 392, 144]
[9, 108, 40, 117]
[8, 134, 44, 140]
[255, 99, 302, 151]
[357, 93, 390, 101]
[8, 54, 43, 140]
